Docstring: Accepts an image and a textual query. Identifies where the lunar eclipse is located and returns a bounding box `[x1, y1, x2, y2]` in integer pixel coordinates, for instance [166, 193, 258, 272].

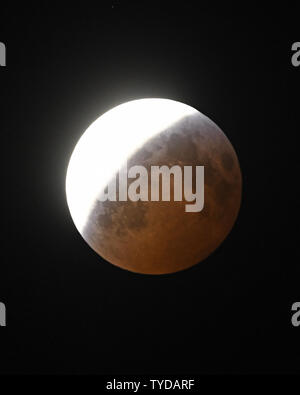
[66, 99, 242, 274]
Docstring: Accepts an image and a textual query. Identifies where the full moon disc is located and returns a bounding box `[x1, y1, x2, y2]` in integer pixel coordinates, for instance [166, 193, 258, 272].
[66, 98, 242, 274]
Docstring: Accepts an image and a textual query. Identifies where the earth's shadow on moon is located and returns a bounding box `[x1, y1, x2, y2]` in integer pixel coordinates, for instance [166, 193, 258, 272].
[82, 111, 242, 275]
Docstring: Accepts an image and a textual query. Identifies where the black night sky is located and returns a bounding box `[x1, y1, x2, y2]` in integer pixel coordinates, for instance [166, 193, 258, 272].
[1, 1, 299, 377]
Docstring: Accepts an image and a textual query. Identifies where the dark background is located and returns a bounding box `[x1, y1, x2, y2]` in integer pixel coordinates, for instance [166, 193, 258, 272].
[1, 1, 299, 375]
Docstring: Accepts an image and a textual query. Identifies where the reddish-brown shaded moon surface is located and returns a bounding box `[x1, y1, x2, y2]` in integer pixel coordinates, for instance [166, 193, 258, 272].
[66, 99, 242, 274]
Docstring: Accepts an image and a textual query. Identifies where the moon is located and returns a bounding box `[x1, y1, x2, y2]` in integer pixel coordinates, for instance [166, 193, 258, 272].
[66, 98, 242, 274]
